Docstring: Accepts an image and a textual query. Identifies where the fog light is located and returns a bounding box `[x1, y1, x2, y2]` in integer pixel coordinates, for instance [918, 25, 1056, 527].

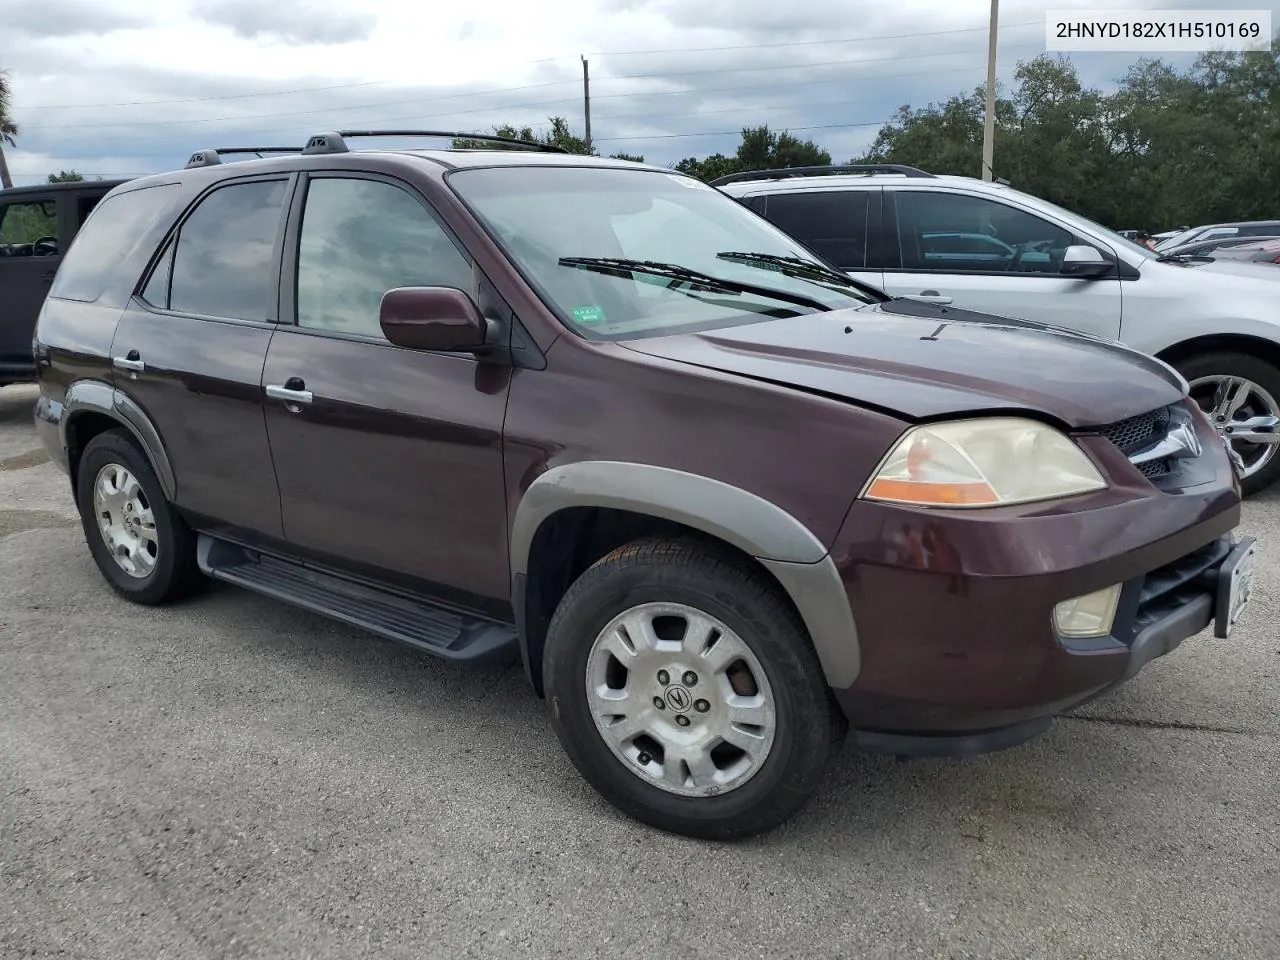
[1053, 584, 1122, 638]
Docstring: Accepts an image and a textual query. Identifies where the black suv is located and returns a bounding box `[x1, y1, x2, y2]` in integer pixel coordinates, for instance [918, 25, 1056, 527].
[0, 178, 128, 387]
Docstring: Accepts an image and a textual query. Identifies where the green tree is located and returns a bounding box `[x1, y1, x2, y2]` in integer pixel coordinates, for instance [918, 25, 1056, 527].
[48, 170, 85, 183]
[451, 117, 643, 162]
[675, 125, 831, 182]
[850, 40, 1280, 229]
[856, 89, 995, 176]
[0, 68, 18, 189]
[452, 117, 582, 154]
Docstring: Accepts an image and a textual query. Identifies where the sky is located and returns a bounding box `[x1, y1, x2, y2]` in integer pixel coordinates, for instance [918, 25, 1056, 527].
[2, 0, 1277, 184]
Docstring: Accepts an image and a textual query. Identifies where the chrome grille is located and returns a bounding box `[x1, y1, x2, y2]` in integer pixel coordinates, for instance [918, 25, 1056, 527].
[1137, 458, 1172, 479]
[1096, 406, 1172, 456]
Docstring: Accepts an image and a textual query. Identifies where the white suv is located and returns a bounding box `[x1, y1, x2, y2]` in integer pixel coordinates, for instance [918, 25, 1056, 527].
[716, 165, 1280, 495]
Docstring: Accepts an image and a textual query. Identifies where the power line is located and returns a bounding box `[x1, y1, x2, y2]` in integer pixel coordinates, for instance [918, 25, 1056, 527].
[24, 41, 1045, 133]
[31, 50, 1038, 155]
[11, 117, 898, 174]
[584, 19, 1041, 56]
[30, 19, 1044, 111]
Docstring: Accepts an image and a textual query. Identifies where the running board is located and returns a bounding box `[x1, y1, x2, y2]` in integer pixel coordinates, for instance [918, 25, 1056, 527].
[197, 535, 518, 663]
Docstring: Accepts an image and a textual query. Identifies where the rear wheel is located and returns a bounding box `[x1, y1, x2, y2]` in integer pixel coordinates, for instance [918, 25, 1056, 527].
[544, 536, 843, 839]
[75, 430, 203, 605]
[1176, 351, 1280, 496]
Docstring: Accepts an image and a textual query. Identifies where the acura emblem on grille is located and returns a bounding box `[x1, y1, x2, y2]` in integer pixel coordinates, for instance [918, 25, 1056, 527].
[1168, 422, 1202, 459]
[1129, 418, 1202, 467]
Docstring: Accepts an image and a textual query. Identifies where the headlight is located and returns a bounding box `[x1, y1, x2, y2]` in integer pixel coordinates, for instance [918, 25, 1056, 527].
[862, 417, 1106, 508]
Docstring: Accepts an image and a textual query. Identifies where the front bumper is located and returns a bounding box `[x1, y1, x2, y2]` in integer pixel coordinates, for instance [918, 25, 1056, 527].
[828, 430, 1246, 755]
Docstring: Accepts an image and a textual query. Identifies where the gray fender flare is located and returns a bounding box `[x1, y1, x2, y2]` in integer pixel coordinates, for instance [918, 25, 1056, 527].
[510, 461, 860, 688]
[61, 380, 178, 499]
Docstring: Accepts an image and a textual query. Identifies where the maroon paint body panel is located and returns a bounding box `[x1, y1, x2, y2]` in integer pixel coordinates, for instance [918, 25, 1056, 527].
[110, 305, 283, 538]
[261, 327, 512, 601]
[29, 146, 1248, 755]
[502, 334, 907, 553]
[621, 303, 1184, 428]
[831, 422, 1241, 732]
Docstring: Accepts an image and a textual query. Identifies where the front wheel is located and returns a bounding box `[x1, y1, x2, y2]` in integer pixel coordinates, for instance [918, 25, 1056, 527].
[1176, 351, 1280, 496]
[543, 537, 843, 840]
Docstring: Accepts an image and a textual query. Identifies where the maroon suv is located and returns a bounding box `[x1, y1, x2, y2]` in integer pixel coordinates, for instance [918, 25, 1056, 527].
[31, 132, 1255, 839]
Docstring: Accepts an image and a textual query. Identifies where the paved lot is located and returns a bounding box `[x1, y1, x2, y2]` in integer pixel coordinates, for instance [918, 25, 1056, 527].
[1, 382, 1277, 960]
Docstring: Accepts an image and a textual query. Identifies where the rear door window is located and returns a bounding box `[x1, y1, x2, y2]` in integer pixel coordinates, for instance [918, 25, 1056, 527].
[48, 184, 179, 303]
[759, 190, 870, 270]
[167, 179, 288, 321]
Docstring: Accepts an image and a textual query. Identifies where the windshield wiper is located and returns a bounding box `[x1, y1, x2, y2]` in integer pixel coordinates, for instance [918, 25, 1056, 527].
[715, 251, 862, 291]
[1156, 252, 1215, 263]
[557, 256, 832, 312]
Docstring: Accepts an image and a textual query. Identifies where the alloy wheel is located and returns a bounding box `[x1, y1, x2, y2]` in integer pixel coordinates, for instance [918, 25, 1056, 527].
[92, 462, 159, 579]
[584, 601, 777, 798]
[1188, 375, 1280, 480]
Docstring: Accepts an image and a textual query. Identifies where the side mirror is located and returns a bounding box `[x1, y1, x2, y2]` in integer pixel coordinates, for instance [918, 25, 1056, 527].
[1059, 244, 1112, 279]
[379, 287, 488, 352]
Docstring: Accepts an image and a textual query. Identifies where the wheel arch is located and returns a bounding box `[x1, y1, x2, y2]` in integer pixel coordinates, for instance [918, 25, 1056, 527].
[1156, 332, 1280, 372]
[62, 380, 177, 500]
[510, 462, 860, 696]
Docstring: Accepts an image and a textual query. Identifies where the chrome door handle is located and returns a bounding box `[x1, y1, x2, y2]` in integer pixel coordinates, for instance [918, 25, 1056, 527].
[265, 384, 313, 404]
[113, 356, 145, 372]
[907, 290, 953, 305]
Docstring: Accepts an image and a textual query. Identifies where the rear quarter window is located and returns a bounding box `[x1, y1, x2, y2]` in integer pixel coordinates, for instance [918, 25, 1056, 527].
[49, 183, 179, 304]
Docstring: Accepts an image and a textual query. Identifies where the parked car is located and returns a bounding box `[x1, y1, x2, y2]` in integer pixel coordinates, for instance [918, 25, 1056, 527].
[1154, 234, 1280, 261]
[1150, 227, 1188, 245]
[1154, 220, 1280, 253]
[714, 165, 1280, 495]
[33, 133, 1253, 838]
[1200, 238, 1280, 266]
[0, 178, 129, 388]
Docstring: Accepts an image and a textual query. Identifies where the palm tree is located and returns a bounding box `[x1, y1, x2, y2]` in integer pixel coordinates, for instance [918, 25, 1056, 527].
[0, 69, 18, 189]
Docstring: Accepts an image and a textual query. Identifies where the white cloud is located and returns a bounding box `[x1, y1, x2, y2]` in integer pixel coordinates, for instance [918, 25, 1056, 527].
[191, 0, 378, 46]
[1, 0, 1275, 183]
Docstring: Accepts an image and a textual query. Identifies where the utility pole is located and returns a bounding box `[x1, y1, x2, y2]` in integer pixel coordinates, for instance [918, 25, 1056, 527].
[981, 0, 999, 181]
[581, 56, 592, 154]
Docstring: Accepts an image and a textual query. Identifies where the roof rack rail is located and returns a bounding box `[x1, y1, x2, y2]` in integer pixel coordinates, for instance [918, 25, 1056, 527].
[184, 146, 302, 169]
[301, 129, 569, 156]
[708, 164, 936, 186]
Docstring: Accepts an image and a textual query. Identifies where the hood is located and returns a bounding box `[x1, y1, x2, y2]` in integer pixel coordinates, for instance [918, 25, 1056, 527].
[620, 298, 1185, 428]
[1182, 259, 1280, 282]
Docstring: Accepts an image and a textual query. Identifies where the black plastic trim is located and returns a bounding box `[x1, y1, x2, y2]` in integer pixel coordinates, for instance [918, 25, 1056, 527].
[710, 164, 936, 186]
[302, 129, 568, 155]
[198, 534, 520, 664]
[58, 380, 178, 499]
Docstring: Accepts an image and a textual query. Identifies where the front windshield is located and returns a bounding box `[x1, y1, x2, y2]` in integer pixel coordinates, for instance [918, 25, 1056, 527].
[447, 166, 879, 340]
[1156, 228, 1208, 251]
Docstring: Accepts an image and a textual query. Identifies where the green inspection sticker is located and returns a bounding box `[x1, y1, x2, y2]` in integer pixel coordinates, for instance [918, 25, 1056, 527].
[572, 305, 606, 324]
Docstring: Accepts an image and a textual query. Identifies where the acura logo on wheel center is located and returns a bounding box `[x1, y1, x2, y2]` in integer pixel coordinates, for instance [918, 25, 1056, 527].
[664, 685, 692, 712]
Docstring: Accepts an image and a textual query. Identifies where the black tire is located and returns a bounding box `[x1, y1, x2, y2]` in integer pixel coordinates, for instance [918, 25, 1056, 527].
[75, 429, 203, 605]
[1174, 351, 1280, 497]
[543, 536, 844, 840]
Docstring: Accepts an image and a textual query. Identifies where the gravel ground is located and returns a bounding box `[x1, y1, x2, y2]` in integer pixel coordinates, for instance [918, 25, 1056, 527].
[1, 382, 1277, 960]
